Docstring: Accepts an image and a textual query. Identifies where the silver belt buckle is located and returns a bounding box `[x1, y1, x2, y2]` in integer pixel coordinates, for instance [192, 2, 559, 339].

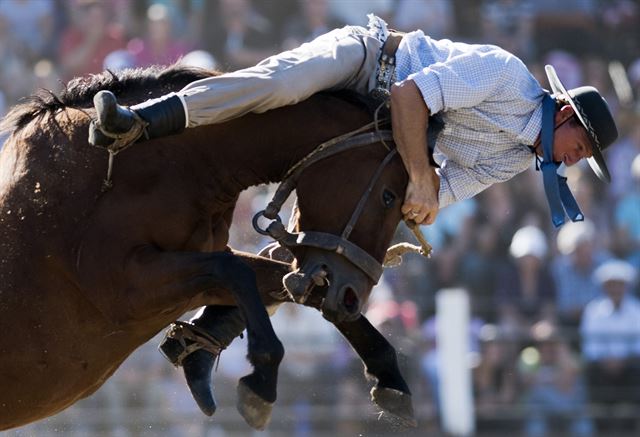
[375, 53, 396, 92]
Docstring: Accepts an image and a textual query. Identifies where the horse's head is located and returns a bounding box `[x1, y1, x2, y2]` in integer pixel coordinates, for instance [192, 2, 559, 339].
[260, 136, 408, 323]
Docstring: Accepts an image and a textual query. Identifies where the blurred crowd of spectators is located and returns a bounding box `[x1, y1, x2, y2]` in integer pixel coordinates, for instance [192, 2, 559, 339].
[3, 0, 640, 436]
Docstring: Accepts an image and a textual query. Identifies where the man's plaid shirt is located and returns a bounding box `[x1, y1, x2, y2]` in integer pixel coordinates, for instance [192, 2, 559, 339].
[395, 31, 545, 208]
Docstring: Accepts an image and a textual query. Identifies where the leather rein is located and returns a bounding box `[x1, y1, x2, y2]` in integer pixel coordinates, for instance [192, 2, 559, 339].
[252, 118, 430, 284]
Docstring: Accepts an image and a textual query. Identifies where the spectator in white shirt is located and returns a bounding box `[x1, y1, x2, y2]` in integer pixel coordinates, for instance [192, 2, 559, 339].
[553, 220, 610, 330]
[580, 259, 640, 432]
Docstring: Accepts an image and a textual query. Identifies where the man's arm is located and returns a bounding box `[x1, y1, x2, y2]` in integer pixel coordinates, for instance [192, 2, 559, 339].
[390, 79, 440, 225]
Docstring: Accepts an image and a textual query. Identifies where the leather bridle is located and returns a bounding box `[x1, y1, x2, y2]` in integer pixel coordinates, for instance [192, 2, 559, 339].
[252, 122, 397, 284]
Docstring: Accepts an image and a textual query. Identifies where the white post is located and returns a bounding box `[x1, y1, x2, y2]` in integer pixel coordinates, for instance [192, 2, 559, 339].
[436, 288, 475, 436]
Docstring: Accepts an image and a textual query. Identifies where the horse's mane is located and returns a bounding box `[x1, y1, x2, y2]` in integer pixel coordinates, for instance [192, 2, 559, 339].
[0, 64, 217, 135]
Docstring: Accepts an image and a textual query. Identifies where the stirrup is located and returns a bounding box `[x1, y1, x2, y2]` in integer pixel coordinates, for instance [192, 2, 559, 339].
[159, 321, 225, 367]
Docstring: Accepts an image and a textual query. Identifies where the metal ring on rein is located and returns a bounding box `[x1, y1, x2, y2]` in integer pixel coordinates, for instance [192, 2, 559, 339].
[252, 210, 282, 236]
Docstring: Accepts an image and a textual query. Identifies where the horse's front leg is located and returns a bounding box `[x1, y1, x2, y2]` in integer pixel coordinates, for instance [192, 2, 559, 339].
[181, 305, 417, 428]
[159, 252, 290, 418]
[335, 315, 417, 427]
[125, 248, 283, 430]
[159, 305, 246, 416]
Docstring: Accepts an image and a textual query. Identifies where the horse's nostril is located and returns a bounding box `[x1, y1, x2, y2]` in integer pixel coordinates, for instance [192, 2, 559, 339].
[342, 286, 359, 314]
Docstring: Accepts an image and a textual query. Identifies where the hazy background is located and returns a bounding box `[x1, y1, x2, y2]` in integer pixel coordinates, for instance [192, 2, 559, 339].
[2, 1, 640, 436]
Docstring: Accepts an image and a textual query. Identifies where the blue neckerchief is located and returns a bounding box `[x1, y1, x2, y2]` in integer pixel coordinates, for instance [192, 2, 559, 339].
[539, 94, 584, 227]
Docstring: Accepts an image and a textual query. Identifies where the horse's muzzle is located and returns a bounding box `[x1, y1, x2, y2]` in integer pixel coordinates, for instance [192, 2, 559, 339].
[321, 281, 362, 323]
[284, 248, 372, 323]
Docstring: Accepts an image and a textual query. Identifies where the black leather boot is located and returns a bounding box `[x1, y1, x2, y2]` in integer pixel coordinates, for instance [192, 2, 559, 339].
[89, 90, 186, 147]
[159, 306, 246, 416]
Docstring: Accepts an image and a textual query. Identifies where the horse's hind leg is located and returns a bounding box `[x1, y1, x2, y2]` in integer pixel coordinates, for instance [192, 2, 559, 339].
[125, 248, 283, 430]
[335, 316, 417, 427]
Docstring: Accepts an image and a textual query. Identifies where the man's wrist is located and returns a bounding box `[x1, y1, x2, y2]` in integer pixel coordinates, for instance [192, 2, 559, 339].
[409, 165, 438, 184]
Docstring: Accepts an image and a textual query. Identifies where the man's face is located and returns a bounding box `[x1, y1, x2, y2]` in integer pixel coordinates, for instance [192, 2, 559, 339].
[552, 105, 593, 166]
[604, 279, 627, 306]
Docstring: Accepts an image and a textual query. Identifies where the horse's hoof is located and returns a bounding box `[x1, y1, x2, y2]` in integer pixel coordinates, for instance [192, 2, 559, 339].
[370, 386, 417, 428]
[236, 379, 273, 430]
[182, 349, 217, 416]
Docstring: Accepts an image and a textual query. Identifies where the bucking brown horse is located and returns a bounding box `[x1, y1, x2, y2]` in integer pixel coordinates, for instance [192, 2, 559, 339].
[0, 65, 415, 431]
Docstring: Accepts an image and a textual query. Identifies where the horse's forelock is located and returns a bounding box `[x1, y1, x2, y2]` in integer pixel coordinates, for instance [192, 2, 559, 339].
[0, 64, 219, 135]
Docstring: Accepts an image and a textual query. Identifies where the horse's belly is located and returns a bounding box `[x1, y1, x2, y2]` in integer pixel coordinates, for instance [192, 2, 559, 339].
[0, 346, 123, 431]
[0, 277, 130, 430]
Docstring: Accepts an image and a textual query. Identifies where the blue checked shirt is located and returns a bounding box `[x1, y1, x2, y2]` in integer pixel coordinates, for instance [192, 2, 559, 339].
[395, 31, 545, 208]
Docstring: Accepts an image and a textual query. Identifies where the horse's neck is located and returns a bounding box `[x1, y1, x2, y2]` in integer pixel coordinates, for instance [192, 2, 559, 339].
[195, 95, 374, 193]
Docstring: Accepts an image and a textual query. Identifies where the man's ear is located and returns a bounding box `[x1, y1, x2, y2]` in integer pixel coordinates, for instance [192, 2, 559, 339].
[561, 105, 575, 120]
[555, 104, 575, 124]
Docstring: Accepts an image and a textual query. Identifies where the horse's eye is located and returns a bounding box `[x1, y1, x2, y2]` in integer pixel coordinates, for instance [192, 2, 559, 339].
[382, 189, 396, 208]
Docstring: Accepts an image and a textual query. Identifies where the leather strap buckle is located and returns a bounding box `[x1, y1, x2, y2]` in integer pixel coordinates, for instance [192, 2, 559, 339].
[375, 31, 405, 91]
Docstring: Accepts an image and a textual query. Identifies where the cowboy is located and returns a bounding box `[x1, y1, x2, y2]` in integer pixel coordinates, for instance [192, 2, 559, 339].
[89, 15, 618, 414]
[90, 15, 618, 228]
